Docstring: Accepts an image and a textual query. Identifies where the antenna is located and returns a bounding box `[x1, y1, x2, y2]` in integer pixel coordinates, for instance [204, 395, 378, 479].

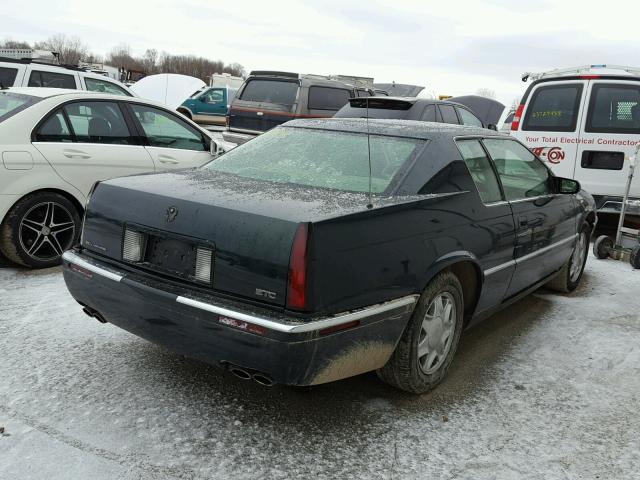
[366, 97, 373, 210]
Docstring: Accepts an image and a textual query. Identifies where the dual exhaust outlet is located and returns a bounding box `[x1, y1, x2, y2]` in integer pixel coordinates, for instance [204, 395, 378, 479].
[225, 363, 274, 387]
[79, 304, 275, 387]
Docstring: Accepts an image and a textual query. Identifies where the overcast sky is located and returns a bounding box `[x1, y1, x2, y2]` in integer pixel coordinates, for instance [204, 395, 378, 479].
[4, 0, 640, 106]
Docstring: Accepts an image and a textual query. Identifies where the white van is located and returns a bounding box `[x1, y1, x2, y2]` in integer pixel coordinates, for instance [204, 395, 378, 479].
[0, 58, 135, 97]
[511, 65, 640, 218]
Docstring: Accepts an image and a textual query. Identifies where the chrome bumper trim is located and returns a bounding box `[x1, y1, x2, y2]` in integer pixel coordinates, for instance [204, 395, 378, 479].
[63, 250, 418, 334]
[62, 250, 123, 282]
[177, 294, 418, 334]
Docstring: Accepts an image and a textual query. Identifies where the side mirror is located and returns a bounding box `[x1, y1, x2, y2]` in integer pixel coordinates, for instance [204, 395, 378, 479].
[200, 96, 208, 103]
[210, 140, 225, 157]
[487, 123, 497, 131]
[555, 176, 581, 194]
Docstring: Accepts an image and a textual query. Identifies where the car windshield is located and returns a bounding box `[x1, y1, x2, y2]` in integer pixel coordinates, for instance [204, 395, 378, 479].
[205, 127, 424, 193]
[0, 92, 41, 123]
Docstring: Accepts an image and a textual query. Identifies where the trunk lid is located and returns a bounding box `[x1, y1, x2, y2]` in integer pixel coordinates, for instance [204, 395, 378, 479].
[81, 169, 375, 307]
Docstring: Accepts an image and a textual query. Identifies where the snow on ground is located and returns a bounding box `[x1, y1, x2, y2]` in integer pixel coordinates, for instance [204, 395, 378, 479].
[0, 256, 639, 479]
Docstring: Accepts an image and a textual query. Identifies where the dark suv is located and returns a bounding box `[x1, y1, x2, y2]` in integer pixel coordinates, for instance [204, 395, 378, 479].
[334, 96, 489, 128]
[223, 71, 358, 144]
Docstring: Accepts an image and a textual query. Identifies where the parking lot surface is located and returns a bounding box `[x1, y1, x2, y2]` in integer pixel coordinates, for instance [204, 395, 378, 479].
[0, 257, 638, 479]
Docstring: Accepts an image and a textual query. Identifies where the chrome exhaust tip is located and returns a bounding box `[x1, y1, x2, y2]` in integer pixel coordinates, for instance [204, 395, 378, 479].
[252, 373, 274, 387]
[229, 367, 252, 380]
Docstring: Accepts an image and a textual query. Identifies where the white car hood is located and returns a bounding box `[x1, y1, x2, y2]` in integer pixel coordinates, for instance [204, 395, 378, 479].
[131, 74, 206, 109]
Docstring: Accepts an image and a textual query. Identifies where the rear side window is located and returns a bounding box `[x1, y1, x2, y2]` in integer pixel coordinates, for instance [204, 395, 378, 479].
[0, 92, 41, 123]
[64, 102, 132, 144]
[421, 104, 436, 122]
[34, 109, 73, 142]
[308, 86, 351, 110]
[0, 67, 18, 87]
[239, 79, 298, 105]
[28, 70, 76, 89]
[457, 107, 483, 127]
[523, 84, 583, 132]
[456, 139, 503, 203]
[439, 105, 459, 124]
[586, 83, 640, 133]
[85, 77, 131, 96]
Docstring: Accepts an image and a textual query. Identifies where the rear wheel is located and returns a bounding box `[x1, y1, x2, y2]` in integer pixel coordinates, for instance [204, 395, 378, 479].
[547, 223, 590, 293]
[377, 271, 464, 393]
[593, 235, 613, 260]
[0, 192, 80, 268]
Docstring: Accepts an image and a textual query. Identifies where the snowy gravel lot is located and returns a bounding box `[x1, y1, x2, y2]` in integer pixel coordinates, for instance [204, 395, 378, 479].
[1, 255, 639, 479]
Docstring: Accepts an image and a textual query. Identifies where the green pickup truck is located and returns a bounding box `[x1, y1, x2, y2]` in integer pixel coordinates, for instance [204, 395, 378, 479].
[177, 85, 237, 126]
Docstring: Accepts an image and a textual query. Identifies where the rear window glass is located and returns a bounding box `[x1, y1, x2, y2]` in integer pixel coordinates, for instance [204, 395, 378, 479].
[308, 86, 351, 110]
[0, 92, 41, 123]
[523, 84, 583, 132]
[457, 107, 483, 127]
[0, 67, 18, 87]
[85, 77, 131, 96]
[239, 79, 298, 105]
[439, 105, 459, 124]
[28, 70, 76, 89]
[421, 104, 436, 122]
[205, 127, 424, 193]
[586, 83, 640, 133]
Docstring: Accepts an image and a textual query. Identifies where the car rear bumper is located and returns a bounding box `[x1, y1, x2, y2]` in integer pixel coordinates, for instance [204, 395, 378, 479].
[62, 250, 417, 386]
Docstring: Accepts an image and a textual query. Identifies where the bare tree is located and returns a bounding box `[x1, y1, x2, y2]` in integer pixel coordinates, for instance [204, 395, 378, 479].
[475, 88, 496, 99]
[34, 34, 89, 65]
[1, 38, 31, 49]
[142, 49, 158, 74]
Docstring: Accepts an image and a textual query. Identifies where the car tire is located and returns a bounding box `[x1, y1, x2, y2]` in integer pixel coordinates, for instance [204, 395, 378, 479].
[377, 271, 464, 394]
[630, 245, 640, 269]
[546, 223, 590, 293]
[0, 192, 81, 268]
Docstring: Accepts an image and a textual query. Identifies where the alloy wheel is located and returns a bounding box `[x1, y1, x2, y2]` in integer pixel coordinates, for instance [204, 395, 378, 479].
[18, 201, 76, 261]
[417, 292, 456, 374]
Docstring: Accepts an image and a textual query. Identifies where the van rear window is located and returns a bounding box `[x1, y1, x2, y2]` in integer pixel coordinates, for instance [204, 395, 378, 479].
[238, 79, 298, 105]
[523, 84, 583, 132]
[586, 83, 640, 133]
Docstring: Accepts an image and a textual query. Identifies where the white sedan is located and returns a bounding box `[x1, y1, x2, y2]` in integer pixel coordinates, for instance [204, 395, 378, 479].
[0, 87, 225, 268]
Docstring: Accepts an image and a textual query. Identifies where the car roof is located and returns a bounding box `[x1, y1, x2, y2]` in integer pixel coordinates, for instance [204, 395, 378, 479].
[4, 87, 193, 115]
[283, 118, 497, 139]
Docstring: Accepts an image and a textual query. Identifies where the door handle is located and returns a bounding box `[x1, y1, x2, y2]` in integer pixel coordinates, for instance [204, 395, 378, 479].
[63, 149, 91, 159]
[158, 156, 179, 165]
[519, 216, 543, 228]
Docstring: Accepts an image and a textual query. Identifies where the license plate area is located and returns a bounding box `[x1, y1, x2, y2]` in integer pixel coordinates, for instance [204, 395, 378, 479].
[122, 224, 214, 285]
[144, 235, 197, 279]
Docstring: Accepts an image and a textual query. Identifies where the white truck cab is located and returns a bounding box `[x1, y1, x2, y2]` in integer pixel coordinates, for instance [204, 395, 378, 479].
[511, 65, 640, 218]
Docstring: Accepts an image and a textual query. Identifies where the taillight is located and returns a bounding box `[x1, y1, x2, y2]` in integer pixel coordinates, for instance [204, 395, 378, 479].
[287, 223, 309, 310]
[511, 104, 525, 131]
[225, 115, 230, 128]
[579, 74, 600, 79]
